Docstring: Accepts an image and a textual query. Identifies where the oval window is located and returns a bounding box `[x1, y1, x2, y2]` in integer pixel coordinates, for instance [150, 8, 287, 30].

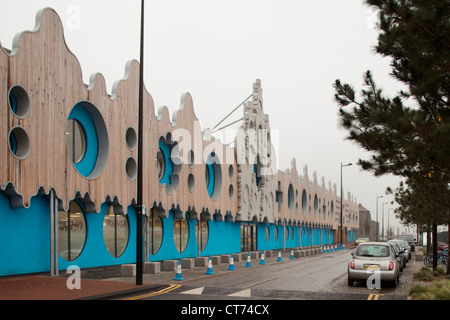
[103, 206, 129, 258]
[174, 216, 189, 253]
[58, 200, 87, 261]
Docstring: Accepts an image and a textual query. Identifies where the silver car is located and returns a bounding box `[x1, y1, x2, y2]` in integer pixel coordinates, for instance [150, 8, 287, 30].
[348, 242, 400, 288]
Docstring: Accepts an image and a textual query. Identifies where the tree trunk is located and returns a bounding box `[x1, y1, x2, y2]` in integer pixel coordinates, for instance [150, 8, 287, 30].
[426, 224, 432, 255]
[432, 223, 438, 272]
[447, 222, 450, 275]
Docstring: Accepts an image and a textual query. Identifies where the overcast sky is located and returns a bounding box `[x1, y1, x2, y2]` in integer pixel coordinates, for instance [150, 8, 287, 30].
[0, 0, 412, 233]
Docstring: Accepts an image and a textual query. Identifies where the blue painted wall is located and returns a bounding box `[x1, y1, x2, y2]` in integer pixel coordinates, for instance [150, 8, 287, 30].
[0, 192, 50, 276]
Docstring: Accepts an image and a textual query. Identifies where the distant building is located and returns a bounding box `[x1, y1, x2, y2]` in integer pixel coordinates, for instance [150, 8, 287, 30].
[358, 204, 378, 241]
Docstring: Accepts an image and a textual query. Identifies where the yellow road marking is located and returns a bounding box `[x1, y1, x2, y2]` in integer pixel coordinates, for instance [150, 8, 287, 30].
[122, 284, 182, 300]
[368, 294, 381, 300]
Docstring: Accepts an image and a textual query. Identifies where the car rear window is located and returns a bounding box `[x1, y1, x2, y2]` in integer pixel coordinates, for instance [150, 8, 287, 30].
[355, 244, 390, 257]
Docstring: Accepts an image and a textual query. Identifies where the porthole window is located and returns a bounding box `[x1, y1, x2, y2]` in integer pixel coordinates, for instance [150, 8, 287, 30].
[174, 215, 189, 253]
[149, 208, 163, 255]
[66, 119, 87, 164]
[58, 200, 87, 261]
[205, 152, 222, 200]
[188, 173, 195, 192]
[8, 85, 30, 119]
[331, 201, 335, 218]
[126, 127, 137, 151]
[288, 184, 294, 213]
[265, 226, 270, 242]
[302, 190, 307, 215]
[8, 126, 31, 160]
[103, 206, 129, 258]
[126, 157, 137, 180]
[66, 101, 109, 179]
[314, 194, 319, 217]
[229, 184, 234, 199]
[196, 213, 208, 251]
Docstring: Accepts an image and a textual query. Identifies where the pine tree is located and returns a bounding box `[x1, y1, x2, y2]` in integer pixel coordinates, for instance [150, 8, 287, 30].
[333, 0, 450, 272]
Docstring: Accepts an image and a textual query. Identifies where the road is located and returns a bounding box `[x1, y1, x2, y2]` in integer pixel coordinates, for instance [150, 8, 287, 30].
[115, 248, 418, 301]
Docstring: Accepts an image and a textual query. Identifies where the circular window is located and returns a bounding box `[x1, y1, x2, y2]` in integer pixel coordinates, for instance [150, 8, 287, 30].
[58, 200, 86, 261]
[66, 119, 86, 164]
[66, 101, 109, 179]
[331, 201, 334, 218]
[8, 126, 31, 160]
[126, 157, 137, 180]
[126, 127, 137, 151]
[188, 173, 195, 192]
[229, 184, 234, 199]
[229, 165, 234, 179]
[288, 184, 294, 213]
[205, 152, 222, 200]
[314, 194, 319, 217]
[103, 206, 129, 258]
[302, 190, 307, 215]
[8, 85, 30, 119]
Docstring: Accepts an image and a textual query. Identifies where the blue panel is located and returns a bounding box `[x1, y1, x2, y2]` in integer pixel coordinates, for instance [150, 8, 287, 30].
[158, 141, 173, 185]
[201, 219, 240, 256]
[68, 102, 99, 177]
[0, 191, 50, 276]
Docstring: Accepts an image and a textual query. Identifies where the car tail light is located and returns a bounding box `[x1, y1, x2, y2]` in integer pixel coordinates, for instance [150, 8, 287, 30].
[350, 260, 355, 269]
[389, 261, 394, 270]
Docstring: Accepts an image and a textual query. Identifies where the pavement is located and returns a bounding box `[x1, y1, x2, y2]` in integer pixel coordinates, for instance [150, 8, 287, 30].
[0, 248, 428, 300]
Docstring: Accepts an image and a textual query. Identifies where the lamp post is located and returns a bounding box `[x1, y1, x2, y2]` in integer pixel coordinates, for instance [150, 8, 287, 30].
[340, 163, 352, 248]
[376, 195, 383, 242]
[387, 208, 392, 240]
[136, 0, 145, 286]
[382, 202, 388, 241]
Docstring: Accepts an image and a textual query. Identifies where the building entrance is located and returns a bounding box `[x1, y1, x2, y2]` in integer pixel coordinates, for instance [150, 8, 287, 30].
[241, 223, 256, 252]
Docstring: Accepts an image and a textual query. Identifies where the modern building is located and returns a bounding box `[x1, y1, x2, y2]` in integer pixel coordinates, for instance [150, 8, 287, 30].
[358, 204, 378, 241]
[0, 8, 359, 277]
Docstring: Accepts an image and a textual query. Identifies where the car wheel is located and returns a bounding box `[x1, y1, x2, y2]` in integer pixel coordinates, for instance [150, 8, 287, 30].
[348, 278, 354, 287]
[390, 274, 399, 288]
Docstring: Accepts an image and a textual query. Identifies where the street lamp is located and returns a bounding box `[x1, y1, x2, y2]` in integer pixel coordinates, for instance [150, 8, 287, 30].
[376, 195, 383, 242]
[382, 202, 388, 241]
[340, 163, 352, 249]
[387, 208, 393, 240]
[136, 0, 145, 286]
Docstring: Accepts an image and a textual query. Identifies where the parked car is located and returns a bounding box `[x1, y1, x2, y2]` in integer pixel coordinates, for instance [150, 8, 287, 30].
[348, 242, 401, 288]
[398, 234, 416, 251]
[393, 238, 411, 260]
[355, 237, 369, 245]
[388, 240, 406, 270]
